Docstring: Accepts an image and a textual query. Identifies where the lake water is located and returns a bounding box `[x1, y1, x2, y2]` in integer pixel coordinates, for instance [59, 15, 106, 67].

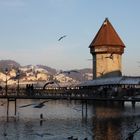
[0, 99, 140, 140]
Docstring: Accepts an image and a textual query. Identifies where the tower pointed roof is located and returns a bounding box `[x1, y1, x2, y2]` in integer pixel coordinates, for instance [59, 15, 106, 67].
[89, 18, 125, 48]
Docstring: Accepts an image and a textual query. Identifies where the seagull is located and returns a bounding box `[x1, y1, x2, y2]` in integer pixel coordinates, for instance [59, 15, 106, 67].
[58, 35, 67, 41]
[19, 100, 49, 108]
[19, 103, 36, 108]
[98, 71, 105, 76]
[33, 100, 48, 108]
[43, 81, 55, 89]
[105, 52, 114, 60]
[60, 70, 79, 74]
[43, 81, 60, 89]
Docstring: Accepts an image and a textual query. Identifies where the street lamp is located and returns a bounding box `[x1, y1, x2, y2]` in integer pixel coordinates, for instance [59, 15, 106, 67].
[16, 69, 20, 96]
[5, 68, 8, 96]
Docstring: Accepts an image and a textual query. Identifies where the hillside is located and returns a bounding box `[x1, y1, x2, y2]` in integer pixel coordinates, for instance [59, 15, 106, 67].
[0, 60, 20, 72]
[0, 60, 92, 86]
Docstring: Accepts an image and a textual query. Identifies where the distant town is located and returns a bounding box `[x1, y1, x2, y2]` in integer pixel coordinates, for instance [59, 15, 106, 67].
[0, 60, 92, 87]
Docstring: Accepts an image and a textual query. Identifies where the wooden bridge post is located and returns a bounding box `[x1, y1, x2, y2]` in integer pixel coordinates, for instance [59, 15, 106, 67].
[81, 100, 88, 121]
[6, 98, 17, 119]
[132, 101, 135, 108]
[85, 100, 88, 119]
[15, 99, 17, 116]
[7, 99, 9, 120]
[120, 101, 125, 107]
[82, 100, 84, 118]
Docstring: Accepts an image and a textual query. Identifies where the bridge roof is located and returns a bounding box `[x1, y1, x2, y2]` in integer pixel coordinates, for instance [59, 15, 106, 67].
[79, 77, 140, 86]
[89, 18, 125, 48]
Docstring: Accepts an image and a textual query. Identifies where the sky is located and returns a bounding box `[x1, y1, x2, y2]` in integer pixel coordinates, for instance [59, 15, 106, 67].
[0, 0, 140, 76]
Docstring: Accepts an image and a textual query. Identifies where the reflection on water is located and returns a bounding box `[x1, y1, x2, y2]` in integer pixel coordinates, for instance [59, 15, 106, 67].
[0, 99, 140, 140]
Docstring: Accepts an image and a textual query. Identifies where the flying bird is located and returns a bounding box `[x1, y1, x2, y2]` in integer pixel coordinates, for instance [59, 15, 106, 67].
[19, 103, 36, 108]
[60, 70, 79, 74]
[58, 35, 67, 41]
[33, 100, 49, 108]
[19, 100, 49, 108]
[43, 81, 60, 89]
[98, 71, 105, 76]
[105, 52, 114, 60]
[43, 81, 54, 89]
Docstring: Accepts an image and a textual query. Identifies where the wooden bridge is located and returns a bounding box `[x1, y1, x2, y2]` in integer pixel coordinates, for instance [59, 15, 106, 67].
[1, 85, 140, 117]
[0, 86, 139, 99]
[0, 85, 140, 101]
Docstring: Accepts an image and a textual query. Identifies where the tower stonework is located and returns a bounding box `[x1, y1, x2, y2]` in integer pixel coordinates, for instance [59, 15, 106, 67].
[89, 18, 125, 79]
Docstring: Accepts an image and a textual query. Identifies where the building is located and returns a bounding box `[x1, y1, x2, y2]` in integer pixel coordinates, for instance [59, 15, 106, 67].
[89, 18, 125, 79]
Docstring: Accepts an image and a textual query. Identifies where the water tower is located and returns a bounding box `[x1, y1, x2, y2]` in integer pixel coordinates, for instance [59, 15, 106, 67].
[89, 18, 125, 79]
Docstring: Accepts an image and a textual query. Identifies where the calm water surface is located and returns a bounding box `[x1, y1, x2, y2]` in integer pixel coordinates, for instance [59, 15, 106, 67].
[0, 99, 140, 140]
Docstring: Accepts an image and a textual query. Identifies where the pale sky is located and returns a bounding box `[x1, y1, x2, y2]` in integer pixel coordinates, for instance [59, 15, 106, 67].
[0, 0, 140, 76]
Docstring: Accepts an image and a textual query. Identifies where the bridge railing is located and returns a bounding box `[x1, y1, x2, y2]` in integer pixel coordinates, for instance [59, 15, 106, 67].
[0, 86, 140, 100]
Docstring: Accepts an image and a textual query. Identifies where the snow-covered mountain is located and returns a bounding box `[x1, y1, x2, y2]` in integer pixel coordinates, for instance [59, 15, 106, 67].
[0, 60, 92, 86]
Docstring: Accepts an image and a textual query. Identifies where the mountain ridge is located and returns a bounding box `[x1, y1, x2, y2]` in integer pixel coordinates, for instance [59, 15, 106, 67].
[0, 60, 92, 84]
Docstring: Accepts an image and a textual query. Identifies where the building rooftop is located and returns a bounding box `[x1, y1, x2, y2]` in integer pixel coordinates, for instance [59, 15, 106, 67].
[89, 18, 125, 48]
[79, 76, 140, 86]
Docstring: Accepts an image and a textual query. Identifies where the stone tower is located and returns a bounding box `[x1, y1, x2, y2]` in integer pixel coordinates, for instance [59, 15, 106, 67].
[89, 18, 125, 79]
